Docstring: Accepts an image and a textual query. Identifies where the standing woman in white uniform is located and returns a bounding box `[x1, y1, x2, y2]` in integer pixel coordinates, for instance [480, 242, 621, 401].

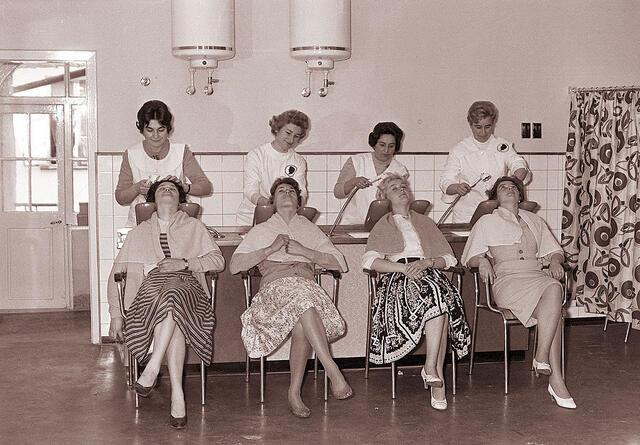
[333, 122, 409, 225]
[236, 110, 310, 225]
[115, 100, 212, 227]
[439, 101, 530, 223]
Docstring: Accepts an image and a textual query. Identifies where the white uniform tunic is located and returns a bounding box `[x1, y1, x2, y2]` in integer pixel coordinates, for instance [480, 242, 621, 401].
[439, 135, 529, 223]
[236, 143, 308, 225]
[339, 152, 409, 225]
[125, 142, 186, 226]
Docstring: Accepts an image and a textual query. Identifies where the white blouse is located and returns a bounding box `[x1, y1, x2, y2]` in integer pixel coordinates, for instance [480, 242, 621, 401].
[362, 214, 457, 270]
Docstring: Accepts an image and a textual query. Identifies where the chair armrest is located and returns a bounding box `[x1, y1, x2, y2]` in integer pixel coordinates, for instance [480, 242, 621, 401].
[240, 266, 262, 280]
[448, 266, 465, 276]
[114, 272, 127, 282]
[363, 268, 378, 279]
[315, 268, 342, 280]
[113, 272, 127, 319]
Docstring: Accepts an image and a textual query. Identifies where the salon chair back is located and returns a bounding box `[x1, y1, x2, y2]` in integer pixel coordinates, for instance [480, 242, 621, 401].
[252, 205, 318, 225]
[135, 202, 201, 225]
[468, 200, 539, 226]
[364, 199, 431, 231]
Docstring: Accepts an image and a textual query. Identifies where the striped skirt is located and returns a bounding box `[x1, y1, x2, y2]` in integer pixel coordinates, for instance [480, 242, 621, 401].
[369, 267, 471, 365]
[124, 269, 215, 365]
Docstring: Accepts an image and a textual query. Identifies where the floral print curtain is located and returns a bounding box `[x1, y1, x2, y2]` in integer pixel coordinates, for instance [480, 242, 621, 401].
[562, 90, 640, 330]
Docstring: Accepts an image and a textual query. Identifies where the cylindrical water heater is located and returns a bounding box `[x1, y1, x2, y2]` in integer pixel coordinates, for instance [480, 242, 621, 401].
[289, 0, 351, 96]
[290, 0, 351, 71]
[172, 0, 235, 69]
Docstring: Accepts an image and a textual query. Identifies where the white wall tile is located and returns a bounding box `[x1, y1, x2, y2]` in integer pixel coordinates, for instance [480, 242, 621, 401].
[434, 154, 448, 170]
[223, 214, 238, 226]
[98, 194, 113, 216]
[529, 170, 548, 190]
[199, 155, 223, 171]
[528, 155, 548, 170]
[201, 193, 223, 214]
[415, 154, 434, 170]
[201, 214, 223, 226]
[97, 172, 112, 195]
[548, 170, 563, 190]
[307, 192, 327, 213]
[327, 154, 343, 171]
[327, 196, 344, 213]
[307, 171, 327, 192]
[222, 192, 243, 214]
[528, 190, 546, 206]
[305, 154, 327, 171]
[222, 171, 244, 192]
[222, 155, 244, 171]
[98, 215, 114, 238]
[112, 155, 123, 173]
[546, 189, 562, 209]
[99, 237, 114, 261]
[398, 154, 414, 171]
[113, 201, 129, 217]
[97, 155, 112, 173]
[413, 171, 435, 191]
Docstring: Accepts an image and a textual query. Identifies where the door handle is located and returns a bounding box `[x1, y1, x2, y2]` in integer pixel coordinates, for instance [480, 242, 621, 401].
[50, 219, 63, 225]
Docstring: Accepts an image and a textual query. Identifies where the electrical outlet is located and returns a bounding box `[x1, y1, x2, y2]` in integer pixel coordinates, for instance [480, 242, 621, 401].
[533, 123, 542, 138]
[521, 122, 531, 138]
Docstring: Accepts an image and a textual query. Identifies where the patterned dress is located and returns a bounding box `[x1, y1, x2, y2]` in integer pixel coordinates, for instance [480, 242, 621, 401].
[369, 263, 470, 364]
[124, 233, 215, 365]
[240, 276, 346, 358]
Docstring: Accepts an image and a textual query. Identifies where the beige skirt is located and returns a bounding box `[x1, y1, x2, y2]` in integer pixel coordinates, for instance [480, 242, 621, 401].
[493, 259, 562, 327]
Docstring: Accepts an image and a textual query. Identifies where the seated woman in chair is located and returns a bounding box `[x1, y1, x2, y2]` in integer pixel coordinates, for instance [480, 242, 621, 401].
[462, 176, 576, 409]
[230, 177, 352, 419]
[363, 174, 470, 410]
[107, 179, 225, 428]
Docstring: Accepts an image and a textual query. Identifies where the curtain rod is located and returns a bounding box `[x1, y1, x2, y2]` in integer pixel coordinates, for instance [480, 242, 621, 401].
[568, 85, 640, 93]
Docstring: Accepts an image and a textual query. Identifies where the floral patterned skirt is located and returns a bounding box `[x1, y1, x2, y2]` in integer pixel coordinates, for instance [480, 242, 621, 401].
[241, 276, 346, 358]
[369, 267, 470, 365]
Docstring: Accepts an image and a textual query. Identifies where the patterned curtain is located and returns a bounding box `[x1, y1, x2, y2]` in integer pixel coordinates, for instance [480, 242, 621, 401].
[562, 90, 640, 330]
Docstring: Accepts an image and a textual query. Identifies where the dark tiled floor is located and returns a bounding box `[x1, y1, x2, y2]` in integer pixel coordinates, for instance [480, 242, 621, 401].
[0, 312, 638, 444]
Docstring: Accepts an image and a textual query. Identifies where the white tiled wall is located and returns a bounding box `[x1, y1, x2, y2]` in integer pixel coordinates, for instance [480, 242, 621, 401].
[96, 151, 565, 335]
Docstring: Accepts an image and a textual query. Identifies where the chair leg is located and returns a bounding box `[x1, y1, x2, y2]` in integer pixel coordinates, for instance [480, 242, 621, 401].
[503, 321, 509, 395]
[133, 358, 140, 408]
[365, 277, 373, 379]
[260, 356, 265, 404]
[469, 304, 479, 375]
[531, 325, 538, 371]
[603, 316, 608, 331]
[451, 349, 456, 396]
[245, 354, 250, 383]
[127, 350, 134, 387]
[560, 314, 565, 379]
[313, 352, 319, 381]
[200, 360, 206, 406]
[324, 366, 329, 401]
[391, 361, 396, 399]
[625, 321, 632, 343]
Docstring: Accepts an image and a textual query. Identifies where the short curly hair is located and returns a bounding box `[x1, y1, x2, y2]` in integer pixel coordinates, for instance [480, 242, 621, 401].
[136, 100, 173, 134]
[269, 177, 303, 208]
[145, 179, 187, 204]
[467, 101, 499, 125]
[368, 122, 404, 153]
[375, 173, 412, 200]
[269, 110, 310, 138]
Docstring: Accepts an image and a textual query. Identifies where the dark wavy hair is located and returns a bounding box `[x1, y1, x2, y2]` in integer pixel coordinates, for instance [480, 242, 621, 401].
[269, 177, 302, 207]
[487, 176, 525, 203]
[269, 110, 310, 138]
[136, 100, 174, 134]
[146, 179, 188, 204]
[368, 122, 404, 153]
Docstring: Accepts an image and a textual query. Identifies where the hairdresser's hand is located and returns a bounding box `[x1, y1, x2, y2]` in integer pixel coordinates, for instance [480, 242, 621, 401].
[349, 177, 372, 190]
[136, 179, 152, 196]
[454, 182, 472, 196]
[256, 196, 271, 206]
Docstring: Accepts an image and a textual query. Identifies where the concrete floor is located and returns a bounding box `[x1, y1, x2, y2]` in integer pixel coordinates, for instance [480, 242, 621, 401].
[0, 312, 638, 445]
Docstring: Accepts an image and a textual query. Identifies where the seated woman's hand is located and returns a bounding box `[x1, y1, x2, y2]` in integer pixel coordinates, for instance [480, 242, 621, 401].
[548, 260, 564, 280]
[403, 259, 434, 280]
[478, 257, 496, 283]
[158, 257, 187, 273]
[109, 317, 124, 342]
[285, 239, 312, 259]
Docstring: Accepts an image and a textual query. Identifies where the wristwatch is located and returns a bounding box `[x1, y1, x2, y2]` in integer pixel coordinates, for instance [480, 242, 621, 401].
[182, 258, 189, 270]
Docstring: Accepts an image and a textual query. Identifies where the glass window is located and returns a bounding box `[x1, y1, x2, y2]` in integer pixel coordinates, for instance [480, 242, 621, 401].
[0, 61, 86, 98]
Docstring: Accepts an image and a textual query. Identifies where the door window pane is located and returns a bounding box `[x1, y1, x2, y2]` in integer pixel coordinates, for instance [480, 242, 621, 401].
[0, 62, 66, 97]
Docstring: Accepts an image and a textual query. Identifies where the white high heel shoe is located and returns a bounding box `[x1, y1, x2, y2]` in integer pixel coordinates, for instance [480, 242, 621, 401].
[533, 358, 552, 377]
[548, 384, 577, 409]
[430, 393, 448, 411]
[421, 368, 443, 388]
